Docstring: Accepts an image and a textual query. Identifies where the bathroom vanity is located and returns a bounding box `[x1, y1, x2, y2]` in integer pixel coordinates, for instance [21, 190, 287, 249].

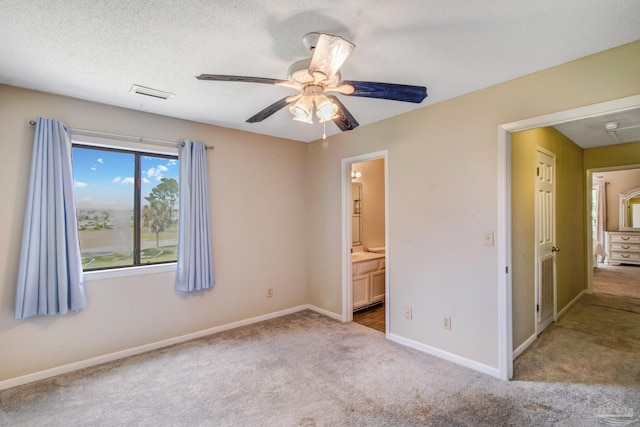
[352, 252, 385, 310]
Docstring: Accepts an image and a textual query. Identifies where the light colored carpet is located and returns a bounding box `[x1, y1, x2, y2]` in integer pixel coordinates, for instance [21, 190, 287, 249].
[594, 263, 640, 299]
[1, 310, 639, 426]
[513, 293, 640, 385]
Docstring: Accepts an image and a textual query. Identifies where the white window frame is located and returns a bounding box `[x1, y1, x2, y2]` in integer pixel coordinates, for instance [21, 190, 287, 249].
[72, 134, 179, 282]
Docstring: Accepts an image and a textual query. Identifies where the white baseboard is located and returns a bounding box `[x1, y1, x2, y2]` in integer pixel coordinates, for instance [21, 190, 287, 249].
[513, 333, 537, 359]
[305, 304, 343, 321]
[511, 289, 586, 360]
[557, 289, 585, 319]
[1, 304, 337, 391]
[389, 333, 501, 379]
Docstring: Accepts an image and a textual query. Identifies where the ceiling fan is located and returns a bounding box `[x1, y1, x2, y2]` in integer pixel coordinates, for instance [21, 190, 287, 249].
[196, 32, 427, 134]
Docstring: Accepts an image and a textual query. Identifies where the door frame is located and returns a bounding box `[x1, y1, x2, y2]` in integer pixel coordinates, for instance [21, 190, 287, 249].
[341, 150, 389, 338]
[497, 94, 640, 380]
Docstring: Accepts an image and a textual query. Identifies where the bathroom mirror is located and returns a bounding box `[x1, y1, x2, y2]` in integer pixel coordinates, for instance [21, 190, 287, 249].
[619, 186, 640, 230]
[352, 182, 362, 245]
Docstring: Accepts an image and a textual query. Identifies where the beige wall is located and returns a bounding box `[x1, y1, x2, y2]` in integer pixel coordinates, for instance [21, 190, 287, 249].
[511, 127, 585, 349]
[585, 141, 640, 170]
[352, 158, 385, 250]
[306, 40, 640, 369]
[585, 141, 640, 247]
[0, 85, 308, 382]
[2, 39, 640, 383]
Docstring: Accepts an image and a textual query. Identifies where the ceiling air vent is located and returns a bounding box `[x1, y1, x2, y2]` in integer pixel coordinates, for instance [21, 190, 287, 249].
[129, 84, 175, 100]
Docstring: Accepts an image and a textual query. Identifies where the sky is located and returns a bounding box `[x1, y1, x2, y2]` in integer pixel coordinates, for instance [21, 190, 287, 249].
[72, 146, 179, 210]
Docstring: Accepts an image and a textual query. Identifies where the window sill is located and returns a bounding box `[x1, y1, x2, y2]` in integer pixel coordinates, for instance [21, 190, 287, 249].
[83, 263, 176, 282]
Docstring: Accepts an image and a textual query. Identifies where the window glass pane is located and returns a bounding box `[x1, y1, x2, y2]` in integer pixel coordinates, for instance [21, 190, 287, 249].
[72, 147, 135, 269]
[141, 155, 179, 264]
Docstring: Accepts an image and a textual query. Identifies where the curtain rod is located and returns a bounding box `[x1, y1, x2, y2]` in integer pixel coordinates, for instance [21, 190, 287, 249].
[28, 120, 214, 150]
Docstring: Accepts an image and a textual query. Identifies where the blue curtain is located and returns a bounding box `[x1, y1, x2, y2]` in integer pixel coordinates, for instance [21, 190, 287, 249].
[15, 118, 87, 319]
[176, 140, 215, 292]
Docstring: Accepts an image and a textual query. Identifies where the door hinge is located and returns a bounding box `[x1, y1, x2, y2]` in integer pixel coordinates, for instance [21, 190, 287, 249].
[505, 266, 509, 274]
[536, 304, 539, 313]
[536, 167, 540, 177]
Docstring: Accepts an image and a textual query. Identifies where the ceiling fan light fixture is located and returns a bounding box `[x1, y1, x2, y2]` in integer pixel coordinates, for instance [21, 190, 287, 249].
[289, 96, 314, 124]
[315, 94, 339, 123]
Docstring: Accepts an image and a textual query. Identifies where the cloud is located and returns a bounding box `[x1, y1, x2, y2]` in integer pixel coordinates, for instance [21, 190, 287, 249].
[142, 178, 151, 184]
[146, 164, 169, 181]
[74, 181, 88, 188]
[90, 167, 96, 171]
[113, 176, 135, 185]
[167, 159, 177, 167]
[97, 158, 104, 164]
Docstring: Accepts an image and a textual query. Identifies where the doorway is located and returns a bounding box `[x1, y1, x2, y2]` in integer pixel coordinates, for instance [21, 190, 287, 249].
[341, 150, 389, 337]
[497, 94, 640, 380]
[590, 167, 640, 299]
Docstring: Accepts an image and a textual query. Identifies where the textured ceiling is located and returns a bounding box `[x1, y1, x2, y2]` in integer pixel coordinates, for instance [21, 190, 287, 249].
[1, 0, 639, 142]
[554, 108, 640, 149]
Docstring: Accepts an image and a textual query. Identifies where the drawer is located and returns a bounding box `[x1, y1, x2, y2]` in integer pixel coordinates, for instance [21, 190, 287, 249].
[610, 242, 640, 251]
[354, 260, 379, 276]
[609, 251, 640, 262]
[609, 234, 640, 243]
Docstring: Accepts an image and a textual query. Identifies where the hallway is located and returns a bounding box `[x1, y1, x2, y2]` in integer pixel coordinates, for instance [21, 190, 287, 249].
[513, 292, 640, 384]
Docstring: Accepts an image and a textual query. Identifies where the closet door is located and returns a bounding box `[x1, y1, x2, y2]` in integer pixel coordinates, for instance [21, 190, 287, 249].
[535, 148, 556, 334]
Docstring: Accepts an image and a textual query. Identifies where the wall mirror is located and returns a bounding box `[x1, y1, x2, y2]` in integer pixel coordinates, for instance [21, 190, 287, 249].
[619, 186, 640, 230]
[352, 182, 362, 245]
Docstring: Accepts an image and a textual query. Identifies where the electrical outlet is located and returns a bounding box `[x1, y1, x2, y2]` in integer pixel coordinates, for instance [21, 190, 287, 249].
[266, 288, 273, 298]
[404, 306, 412, 319]
[443, 316, 451, 330]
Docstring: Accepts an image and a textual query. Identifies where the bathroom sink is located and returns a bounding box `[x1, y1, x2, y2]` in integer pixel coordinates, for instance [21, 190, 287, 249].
[367, 247, 385, 254]
[352, 252, 383, 261]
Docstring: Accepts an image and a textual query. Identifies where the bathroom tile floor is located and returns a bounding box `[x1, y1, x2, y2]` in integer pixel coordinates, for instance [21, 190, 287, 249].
[353, 302, 385, 333]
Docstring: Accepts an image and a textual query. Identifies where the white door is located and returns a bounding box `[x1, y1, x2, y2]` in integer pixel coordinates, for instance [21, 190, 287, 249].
[535, 148, 557, 334]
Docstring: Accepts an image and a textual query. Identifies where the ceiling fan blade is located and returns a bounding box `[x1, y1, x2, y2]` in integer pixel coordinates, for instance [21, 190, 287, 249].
[246, 96, 296, 123]
[308, 34, 355, 82]
[196, 74, 289, 85]
[341, 80, 427, 103]
[327, 95, 359, 131]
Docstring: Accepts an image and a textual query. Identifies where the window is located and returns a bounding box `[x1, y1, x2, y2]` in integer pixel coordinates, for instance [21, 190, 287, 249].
[72, 144, 179, 271]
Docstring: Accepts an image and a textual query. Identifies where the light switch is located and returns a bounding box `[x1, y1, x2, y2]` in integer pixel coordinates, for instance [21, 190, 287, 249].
[483, 231, 494, 246]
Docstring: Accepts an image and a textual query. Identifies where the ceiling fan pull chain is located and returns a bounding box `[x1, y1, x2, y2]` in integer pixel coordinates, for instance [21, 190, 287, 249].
[323, 121, 327, 140]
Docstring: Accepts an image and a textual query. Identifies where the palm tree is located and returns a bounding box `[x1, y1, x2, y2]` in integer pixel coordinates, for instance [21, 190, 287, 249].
[145, 199, 172, 247]
[143, 178, 179, 247]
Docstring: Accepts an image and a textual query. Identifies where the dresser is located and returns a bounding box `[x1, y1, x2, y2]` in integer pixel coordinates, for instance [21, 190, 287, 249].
[607, 231, 640, 266]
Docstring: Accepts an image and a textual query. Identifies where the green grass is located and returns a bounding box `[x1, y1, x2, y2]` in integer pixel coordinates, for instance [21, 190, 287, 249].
[82, 245, 177, 270]
[141, 246, 178, 263]
[141, 231, 177, 240]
